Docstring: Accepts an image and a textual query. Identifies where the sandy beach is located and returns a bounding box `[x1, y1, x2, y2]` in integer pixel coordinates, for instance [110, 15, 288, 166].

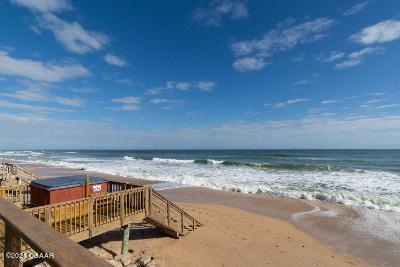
[13, 163, 389, 266]
[82, 203, 366, 267]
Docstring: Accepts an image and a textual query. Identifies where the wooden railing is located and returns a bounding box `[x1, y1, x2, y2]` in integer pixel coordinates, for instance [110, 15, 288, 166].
[0, 199, 111, 267]
[107, 180, 139, 192]
[0, 162, 41, 183]
[148, 188, 203, 236]
[16, 166, 41, 183]
[0, 163, 16, 182]
[25, 187, 149, 242]
[24, 185, 202, 242]
[0, 185, 30, 207]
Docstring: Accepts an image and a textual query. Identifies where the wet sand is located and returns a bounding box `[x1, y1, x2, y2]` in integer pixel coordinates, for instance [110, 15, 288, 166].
[16, 163, 400, 266]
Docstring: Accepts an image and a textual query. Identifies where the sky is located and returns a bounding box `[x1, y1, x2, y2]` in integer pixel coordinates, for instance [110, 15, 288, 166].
[0, 0, 400, 149]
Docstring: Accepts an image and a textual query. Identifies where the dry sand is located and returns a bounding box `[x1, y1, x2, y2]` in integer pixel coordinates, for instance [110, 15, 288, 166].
[83, 203, 367, 267]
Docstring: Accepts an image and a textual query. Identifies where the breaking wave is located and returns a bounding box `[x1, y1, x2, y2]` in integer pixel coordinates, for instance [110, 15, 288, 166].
[3, 150, 400, 213]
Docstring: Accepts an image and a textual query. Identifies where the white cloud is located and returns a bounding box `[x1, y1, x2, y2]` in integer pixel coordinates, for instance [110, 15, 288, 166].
[11, 0, 72, 13]
[112, 96, 142, 111]
[196, 81, 216, 91]
[175, 82, 191, 91]
[321, 99, 339, 104]
[0, 99, 73, 113]
[362, 99, 385, 104]
[372, 104, 399, 110]
[29, 25, 42, 34]
[115, 78, 135, 86]
[38, 14, 109, 54]
[231, 17, 334, 71]
[1, 83, 49, 102]
[155, 80, 216, 93]
[150, 98, 185, 109]
[342, 2, 368, 16]
[1, 80, 86, 108]
[367, 92, 384, 96]
[194, 0, 248, 26]
[292, 79, 310, 85]
[145, 87, 164, 95]
[291, 73, 319, 86]
[2, 113, 400, 149]
[104, 54, 127, 67]
[233, 57, 266, 72]
[335, 59, 362, 69]
[150, 98, 171, 104]
[335, 47, 382, 69]
[291, 54, 304, 62]
[112, 96, 141, 104]
[359, 98, 398, 110]
[11, 0, 109, 54]
[350, 20, 400, 45]
[0, 50, 89, 82]
[348, 47, 381, 58]
[70, 87, 98, 93]
[272, 98, 309, 108]
[319, 51, 345, 62]
[53, 96, 85, 107]
[287, 98, 309, 104]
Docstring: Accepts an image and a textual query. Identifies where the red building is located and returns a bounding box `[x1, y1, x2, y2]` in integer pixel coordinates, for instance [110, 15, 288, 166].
[30, 175, 108, 206]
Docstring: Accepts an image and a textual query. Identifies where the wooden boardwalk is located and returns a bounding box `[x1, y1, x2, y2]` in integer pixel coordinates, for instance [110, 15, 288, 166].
[25, 185, 202, 241]
[1, 162, 41, 184]
[1, 164, 202, 266]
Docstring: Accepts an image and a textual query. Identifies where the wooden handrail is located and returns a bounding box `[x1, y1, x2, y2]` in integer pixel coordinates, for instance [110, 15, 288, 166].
[0, 185, 30, 206]
[150, 188, 203, 226]
[26, 187, 149, 239]
[16, 165, 41, 182]
[0, 162, 41, 183]
[27, 186, 148, 212]
[0, 199, 111, 267]
[24, 185, 201, 242]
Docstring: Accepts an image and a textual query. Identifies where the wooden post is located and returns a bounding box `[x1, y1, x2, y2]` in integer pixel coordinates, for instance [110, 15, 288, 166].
[167, 202, 170, 226]
[144, 187, 149, 216]
[148, 188, 152, 216]
[85, 175, 90, 198]
[45, 207, 51, 225]
[121, 224, 130, 255]
[88, 198, 94, 237]
[4, 223, 22, 267]
[181, 213, 184, 234]
[120, 194, 125, 218]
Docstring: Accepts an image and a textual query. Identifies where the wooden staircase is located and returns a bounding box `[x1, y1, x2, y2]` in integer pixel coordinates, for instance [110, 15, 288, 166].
[23, 185, 202, 241]
[146, 188, 203, 238]
[16, 165, 41, 183]
[1, 162, 41, 184]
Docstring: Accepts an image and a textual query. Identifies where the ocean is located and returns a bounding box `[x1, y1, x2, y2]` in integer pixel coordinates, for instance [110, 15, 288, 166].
[1, 149, 400, 213]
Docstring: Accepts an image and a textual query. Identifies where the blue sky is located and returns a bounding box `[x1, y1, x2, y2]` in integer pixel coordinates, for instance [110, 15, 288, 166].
[1, 0, 400, 149]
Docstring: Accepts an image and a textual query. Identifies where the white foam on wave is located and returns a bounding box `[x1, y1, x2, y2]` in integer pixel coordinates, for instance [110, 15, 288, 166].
[4, 151, 400, 213]
[152, 182, 194, 190]
[291, 202, 340, 222]
[207, 159, 224, 164]
[0, 151, 43, 157]
[152, 157, 194, 164]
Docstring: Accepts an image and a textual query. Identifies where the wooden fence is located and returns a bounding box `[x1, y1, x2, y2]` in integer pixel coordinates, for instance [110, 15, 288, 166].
[25, 186, 202, 241]
[0, 199, 111, 267]
[0, 162, 41, 184]
[0, 185, 30, 207]
[26, 186, 149, 242]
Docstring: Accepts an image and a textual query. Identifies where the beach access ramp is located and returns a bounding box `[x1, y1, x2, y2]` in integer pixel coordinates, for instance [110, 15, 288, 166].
[22, 182, 203, 241]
